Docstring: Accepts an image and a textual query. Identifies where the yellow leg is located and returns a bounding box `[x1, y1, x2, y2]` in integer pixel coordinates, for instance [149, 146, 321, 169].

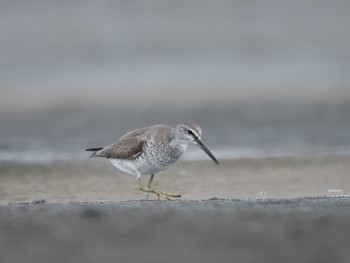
[147, 174, 155, 189]
[138, 176, 181, 200]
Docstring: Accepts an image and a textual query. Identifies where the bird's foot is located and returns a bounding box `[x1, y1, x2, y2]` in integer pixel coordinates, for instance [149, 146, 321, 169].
[139, 187, 181, 200]
[139, 176, 181, 200]
[155, 190, 181, 200]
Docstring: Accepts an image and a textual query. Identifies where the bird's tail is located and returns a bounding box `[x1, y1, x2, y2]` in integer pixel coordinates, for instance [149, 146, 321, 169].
[86, 147, 103, 152]
[85, 147, 103, 158]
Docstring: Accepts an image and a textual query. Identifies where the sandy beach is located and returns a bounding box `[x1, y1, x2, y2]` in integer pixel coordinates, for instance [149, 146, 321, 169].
[1, 154, 349, 202]
[1, 155, 350, 262]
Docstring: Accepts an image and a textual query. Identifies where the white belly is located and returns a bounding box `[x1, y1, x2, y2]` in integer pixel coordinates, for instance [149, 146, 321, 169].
[109, 159, 168, 178]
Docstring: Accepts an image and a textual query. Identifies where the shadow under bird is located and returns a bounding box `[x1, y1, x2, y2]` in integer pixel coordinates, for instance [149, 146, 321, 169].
[86, 121, 219, 200]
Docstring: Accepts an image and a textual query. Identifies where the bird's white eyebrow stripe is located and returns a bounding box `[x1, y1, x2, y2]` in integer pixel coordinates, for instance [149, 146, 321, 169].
[186, 127, 200, 140]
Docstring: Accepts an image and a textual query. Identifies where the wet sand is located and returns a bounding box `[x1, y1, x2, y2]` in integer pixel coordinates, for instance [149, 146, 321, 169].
[1, 155, 350, 262]
[1, 197, 350, 263]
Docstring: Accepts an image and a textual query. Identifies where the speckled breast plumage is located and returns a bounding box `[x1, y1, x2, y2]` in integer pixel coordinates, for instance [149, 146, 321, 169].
[110, 136, 188, 177]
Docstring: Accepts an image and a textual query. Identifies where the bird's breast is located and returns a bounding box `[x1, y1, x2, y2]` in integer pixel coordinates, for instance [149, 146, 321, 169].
[142, 137, 187, 167]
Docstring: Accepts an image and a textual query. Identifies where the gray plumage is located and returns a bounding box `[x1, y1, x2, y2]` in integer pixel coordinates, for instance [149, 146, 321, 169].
[86, 121, 218, 179]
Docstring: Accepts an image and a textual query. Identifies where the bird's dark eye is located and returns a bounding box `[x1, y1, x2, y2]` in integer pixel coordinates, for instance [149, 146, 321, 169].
[187, 130, 193, 135]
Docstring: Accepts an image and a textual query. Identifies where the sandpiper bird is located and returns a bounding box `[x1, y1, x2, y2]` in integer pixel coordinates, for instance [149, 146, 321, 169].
[86, 122, 219, 200]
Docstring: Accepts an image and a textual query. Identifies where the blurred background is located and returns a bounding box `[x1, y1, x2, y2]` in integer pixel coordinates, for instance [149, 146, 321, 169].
[1, 0, 350, 162]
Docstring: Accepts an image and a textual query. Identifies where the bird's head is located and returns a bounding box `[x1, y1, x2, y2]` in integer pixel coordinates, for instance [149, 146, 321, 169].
[176, 122, 219, 165]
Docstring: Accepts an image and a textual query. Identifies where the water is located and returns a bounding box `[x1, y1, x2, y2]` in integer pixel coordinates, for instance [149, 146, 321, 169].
[1, 102, 350, 162]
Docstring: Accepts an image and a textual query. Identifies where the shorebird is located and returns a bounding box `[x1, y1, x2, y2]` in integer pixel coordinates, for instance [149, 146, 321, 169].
[86, 122, 219, 200]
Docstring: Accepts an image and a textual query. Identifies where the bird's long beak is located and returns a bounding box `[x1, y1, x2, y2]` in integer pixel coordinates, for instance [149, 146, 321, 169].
[195, 139, 219, 165]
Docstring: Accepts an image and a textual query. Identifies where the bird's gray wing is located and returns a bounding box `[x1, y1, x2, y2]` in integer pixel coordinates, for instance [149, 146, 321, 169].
[95, 137, 144, 159]
[94, 128, 149, 160]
